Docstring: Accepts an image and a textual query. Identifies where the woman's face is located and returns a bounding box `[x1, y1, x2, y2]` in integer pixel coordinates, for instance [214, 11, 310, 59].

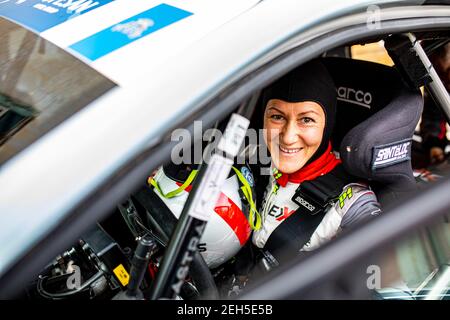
[264, 99, 325, 174]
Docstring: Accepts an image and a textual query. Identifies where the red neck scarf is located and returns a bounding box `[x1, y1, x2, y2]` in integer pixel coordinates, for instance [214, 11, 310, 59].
[273, 142, 341, 187]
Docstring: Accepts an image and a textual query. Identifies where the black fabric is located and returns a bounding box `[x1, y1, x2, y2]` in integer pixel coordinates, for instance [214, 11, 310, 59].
[295, 164, 354, 204]
[263, 165, 354, 264]
[323, 58, 405, 148]
[263, 210, 322, 264]
[384, 34, 432, 90]
[260, 59, 337, 164]
[323, 58, 423, 191]
[339, 88, 422, 190]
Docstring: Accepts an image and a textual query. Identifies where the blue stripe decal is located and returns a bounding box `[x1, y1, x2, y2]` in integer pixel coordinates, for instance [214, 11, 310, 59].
[0, 0, 114, 32]
[69, 3, 192, 61]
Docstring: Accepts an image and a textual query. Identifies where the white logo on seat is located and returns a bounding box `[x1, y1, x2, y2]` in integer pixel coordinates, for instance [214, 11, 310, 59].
[337, 86, 372, 109]
[373, 141, 411, 168]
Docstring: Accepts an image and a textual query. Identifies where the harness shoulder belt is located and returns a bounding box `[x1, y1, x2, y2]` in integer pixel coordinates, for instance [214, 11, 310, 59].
[263, 164, 354, 263]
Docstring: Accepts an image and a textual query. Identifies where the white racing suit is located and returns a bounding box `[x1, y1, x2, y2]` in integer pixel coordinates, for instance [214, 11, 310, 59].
[252, 172, 381, 254]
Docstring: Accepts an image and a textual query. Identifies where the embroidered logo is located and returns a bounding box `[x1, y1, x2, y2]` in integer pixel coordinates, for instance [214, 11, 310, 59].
[372, 139, 411, 169]
[339, 187, 353, 209]
[240, 166, 254, 187]
[294, 195, 316, 212]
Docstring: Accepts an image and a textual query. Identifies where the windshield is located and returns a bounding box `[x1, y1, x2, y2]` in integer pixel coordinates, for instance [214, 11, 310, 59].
[0, 17, 116, 165]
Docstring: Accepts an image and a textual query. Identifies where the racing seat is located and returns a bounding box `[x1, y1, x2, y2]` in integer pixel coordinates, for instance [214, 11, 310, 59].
[322, 57, 424, 206]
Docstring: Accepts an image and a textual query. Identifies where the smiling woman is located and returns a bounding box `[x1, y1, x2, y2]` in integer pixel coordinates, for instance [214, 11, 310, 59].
[264, 100, 325, 174]
[251, 59, 381, 263]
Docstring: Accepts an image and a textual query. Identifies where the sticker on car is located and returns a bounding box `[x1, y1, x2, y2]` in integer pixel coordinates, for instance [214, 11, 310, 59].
[69, 3, 192, 61]
[0, 0, 115, 32]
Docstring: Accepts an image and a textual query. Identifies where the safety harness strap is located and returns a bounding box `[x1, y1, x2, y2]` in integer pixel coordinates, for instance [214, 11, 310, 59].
[264, 164, 354, 263]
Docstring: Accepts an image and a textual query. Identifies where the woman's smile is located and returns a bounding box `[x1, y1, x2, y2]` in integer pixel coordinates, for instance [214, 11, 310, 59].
[279, 145, 303, 155]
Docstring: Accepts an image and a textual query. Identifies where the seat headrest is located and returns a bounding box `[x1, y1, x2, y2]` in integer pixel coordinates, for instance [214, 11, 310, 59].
[323, 58, 423, 189]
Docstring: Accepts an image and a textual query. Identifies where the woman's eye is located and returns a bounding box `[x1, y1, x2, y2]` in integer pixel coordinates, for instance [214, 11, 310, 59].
[300, 117, 315, 124]
[270, 114, 284, 121]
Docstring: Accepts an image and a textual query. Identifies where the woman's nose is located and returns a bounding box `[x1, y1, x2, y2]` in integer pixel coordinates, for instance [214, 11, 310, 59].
[281, 120, 298, 145]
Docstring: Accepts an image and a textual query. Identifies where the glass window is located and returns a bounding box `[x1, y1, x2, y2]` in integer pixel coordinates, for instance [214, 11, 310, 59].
[374, 217, 450, 300]
[0, 17, 116, 165]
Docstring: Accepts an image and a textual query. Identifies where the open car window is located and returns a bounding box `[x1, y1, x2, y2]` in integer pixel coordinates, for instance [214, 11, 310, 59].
[20, 44, 449, 299]
[0, 17, 116, 165]
[0, 2, 449, 302]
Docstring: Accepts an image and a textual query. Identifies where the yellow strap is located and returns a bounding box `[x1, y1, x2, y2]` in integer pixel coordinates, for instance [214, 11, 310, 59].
[149, 166, 261, 230]
[232, 167, 261, 231]
[148, 170, 198, 199]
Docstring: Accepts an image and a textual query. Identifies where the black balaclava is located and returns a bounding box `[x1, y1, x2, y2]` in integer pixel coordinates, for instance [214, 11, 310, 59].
[261, 59, 337, 165]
